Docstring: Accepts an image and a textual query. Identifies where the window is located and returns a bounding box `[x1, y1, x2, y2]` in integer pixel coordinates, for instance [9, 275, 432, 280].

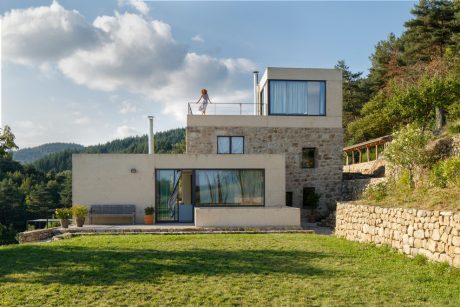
[301, 148, 316, 168]
[195, 170, 264, 206]
[286, 192, 293, 207]
[217, 136, 244, 154]
[269, 80, 326, 115]
[303, 187, 319, 209]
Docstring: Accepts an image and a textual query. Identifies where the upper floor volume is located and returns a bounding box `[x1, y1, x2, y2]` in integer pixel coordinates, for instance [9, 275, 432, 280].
[187, 67, 343, 128]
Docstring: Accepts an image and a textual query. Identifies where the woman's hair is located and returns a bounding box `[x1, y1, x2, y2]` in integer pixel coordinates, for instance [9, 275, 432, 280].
[201, 88, 208, 95]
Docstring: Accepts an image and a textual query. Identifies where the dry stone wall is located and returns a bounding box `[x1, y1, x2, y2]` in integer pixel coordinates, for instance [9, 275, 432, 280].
[187, 126, 343, 217]
[342, 177, 387, 201]
[336, 203, 460, 267]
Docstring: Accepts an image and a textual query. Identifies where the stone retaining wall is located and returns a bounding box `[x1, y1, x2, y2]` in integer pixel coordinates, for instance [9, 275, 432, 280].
[342, 178, 387, 201]
[17, 228, 61, 243]
[336, 203, 460, 267]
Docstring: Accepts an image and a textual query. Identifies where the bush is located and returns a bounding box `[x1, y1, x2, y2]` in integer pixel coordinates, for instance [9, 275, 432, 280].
[55, 208, 72, 219]
[144, 206, 154, 215]
[0, 223, 17, 245]
[430, 157, 460, 188]
[365, 183, 388, 201]
[72, 205, 88, 218]
[448, 124, 460, 134]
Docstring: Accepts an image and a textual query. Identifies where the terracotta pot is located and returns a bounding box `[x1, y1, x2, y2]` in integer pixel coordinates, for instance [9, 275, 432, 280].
[76, 217, 85, 227]
[144, 214, 153, 225]
[60, 219, 70, 229]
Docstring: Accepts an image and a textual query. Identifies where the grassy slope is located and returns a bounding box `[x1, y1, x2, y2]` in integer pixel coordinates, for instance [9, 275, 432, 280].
[1, 234, 459, 306]
[357, 186, 460, 212]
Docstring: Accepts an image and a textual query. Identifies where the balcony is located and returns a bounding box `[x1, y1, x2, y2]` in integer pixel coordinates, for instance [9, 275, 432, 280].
[187, 102, 260, 116]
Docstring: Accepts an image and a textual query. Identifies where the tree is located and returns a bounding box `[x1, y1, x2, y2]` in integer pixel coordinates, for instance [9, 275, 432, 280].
[404, 0, 459, 62]
[335, 60, 372, 144]
[385, 125, 432, 188]
[0, 126, 18, 158]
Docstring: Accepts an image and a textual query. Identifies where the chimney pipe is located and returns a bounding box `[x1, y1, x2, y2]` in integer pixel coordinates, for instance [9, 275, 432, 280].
[253, 71, 259, 115]
[148, 116, 154, 155]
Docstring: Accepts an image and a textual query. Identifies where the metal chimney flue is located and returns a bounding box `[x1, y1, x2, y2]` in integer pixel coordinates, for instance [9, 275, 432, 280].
[148, 116, 154, 155]
[253, 71, 259, 115]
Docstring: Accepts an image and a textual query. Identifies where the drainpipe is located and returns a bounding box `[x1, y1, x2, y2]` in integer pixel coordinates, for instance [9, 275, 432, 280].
[253, 71, 259, 115]
[148, 116, 154, 155]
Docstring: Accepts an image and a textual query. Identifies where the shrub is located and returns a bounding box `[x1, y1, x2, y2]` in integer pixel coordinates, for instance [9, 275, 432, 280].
[144, 206, 154, 215]
[0, 223, 17, 245]
[448, 124, 460, 134]
[72, 205, 88, 218]
[365, 183, 388, 201]
[430, 157, 460, 188]
[385, 125, 432, 188]
[55, 208, 72, 219]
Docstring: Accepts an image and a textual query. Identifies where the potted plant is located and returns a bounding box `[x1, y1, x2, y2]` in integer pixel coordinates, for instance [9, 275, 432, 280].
[55, 208, 72, 228]
[72, 204, 88, 227]
[144, 206, 154, 225]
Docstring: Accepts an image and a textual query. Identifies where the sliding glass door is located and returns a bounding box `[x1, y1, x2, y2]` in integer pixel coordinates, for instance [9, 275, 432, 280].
[155, 170, 181, 222]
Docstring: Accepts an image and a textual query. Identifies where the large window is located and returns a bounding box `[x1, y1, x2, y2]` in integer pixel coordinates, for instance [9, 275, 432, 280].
[269, 80, 326, 115]
[195, 170, 264, 206]
[217, 136, 244, 154]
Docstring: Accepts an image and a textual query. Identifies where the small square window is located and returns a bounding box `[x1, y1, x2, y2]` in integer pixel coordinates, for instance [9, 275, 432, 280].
[217, 137, 230, 154]
[217, 136, 244, 154]
[301, 148, 316, 168]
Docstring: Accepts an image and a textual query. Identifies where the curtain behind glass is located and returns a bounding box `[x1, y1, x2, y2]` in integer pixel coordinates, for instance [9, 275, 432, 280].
[217, 137, 230, 154]
[231, 137, 244, 154]
[270, 80, 326, 115]
[196, 170, 264, 206]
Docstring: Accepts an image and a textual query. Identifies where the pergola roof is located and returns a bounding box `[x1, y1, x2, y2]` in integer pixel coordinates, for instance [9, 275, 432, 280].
[343, 135, 392, 153]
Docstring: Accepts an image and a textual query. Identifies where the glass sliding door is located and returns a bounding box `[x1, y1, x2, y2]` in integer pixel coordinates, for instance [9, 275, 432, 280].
[195, 170, 264, 206]
[156, 170, 182, 222]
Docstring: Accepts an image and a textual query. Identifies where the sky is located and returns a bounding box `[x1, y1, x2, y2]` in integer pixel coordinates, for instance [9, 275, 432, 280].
[0, 0, 416, 148]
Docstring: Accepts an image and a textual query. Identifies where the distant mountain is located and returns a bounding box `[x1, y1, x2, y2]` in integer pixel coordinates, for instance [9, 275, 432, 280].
[13, 143, 84, 164]
[33, 128, 185, 173]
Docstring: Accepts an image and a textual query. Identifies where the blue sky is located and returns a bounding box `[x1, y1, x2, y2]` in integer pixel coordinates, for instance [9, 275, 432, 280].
[1, 0, 415, 148]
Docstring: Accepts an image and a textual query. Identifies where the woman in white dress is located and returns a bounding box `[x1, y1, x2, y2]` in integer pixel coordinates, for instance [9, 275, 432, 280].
[196, 88, 212, 115]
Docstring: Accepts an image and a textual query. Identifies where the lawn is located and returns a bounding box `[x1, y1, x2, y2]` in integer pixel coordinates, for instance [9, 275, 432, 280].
[1, 234, 459, 306]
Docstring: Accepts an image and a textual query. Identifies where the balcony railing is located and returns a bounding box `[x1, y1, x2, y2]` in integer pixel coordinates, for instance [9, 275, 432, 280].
[187, 102, 259, 115]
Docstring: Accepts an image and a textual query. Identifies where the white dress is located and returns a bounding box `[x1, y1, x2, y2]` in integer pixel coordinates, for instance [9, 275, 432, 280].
[198, 94, 210, 112]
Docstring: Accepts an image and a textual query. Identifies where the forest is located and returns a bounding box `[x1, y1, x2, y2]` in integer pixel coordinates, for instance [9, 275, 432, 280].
[1, 0, 459, 244]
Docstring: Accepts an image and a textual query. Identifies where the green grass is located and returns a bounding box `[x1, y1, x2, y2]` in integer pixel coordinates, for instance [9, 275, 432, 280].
[1, 234, 459, 306]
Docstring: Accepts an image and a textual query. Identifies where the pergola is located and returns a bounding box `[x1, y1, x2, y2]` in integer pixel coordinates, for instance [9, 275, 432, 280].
[343, 135, 392, 165]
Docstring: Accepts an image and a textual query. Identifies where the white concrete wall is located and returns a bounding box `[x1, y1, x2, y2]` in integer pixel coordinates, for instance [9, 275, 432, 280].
[73, 153, 288, 225]
[195, 207, 301, 228]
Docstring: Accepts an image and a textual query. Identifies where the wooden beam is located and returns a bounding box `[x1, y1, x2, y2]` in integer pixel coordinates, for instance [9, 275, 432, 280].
[366, 147, 370, 162]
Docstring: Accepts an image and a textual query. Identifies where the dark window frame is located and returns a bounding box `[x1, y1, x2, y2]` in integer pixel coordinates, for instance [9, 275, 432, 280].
[217, 136, 245, 154]
[286, 191, 293, 207]
[302, 187, 317, 209]
[301, 147, 316, 169]
[267, 79, 327, 116]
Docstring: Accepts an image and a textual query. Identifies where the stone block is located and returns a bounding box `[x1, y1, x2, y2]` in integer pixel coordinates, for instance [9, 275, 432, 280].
[414, 229, 425, 239]
[431, 229, 440, 241]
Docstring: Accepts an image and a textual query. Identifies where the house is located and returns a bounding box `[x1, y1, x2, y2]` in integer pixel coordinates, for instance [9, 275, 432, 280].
[72, 67, 343, 227]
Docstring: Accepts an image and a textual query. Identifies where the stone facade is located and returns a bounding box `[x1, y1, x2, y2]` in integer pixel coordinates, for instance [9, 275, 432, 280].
[186, 126, 343, 217]
[336, 203, 460, 267]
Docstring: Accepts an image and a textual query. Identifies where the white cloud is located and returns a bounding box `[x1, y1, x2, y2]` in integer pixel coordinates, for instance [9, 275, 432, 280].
[191, 35, 204, 43]
[3, 2, 257, 125]
[119, 101, 138, 114]
[74, 116, 91, 124]
[1, 1, 101, 64]
[114, 125, 140, 138]
[118, 0, 150, 15]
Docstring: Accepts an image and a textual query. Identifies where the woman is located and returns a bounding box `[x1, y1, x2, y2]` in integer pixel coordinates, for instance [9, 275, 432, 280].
[196, 88, 212, 115]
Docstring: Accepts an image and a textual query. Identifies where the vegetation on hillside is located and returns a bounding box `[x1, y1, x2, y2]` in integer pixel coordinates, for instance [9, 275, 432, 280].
[339, 0, 460, 145]
[13, 143, 84, 164]
[33, 128, 185, 173]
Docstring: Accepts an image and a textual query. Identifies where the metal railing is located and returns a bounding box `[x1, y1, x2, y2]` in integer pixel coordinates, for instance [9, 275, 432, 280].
[188, 102, 259, 115]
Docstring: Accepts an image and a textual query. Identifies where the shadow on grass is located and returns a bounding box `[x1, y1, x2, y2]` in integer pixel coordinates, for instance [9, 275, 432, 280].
[0, 244, 336, 286]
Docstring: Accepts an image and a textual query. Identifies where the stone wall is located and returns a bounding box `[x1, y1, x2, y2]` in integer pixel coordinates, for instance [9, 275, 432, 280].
[17, 228, 61, 243]
[343, 158, 385, 176]
[187, 126, 343, 217]
[342, 178, 387, 201]
[336, 203, 460, 267]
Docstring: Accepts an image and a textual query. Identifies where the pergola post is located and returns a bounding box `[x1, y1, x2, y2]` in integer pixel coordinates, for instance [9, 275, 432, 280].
[375, 144, 378, 160]
[366, 146, 370, 162]
[346, 153, 349, 165]
[358, 149, 362, 163]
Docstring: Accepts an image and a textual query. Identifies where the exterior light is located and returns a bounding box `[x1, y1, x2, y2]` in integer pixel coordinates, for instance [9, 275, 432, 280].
[130, 168, 137, 174]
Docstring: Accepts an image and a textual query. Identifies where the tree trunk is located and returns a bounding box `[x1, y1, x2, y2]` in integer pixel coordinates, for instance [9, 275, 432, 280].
[435, 107, 446, 133]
